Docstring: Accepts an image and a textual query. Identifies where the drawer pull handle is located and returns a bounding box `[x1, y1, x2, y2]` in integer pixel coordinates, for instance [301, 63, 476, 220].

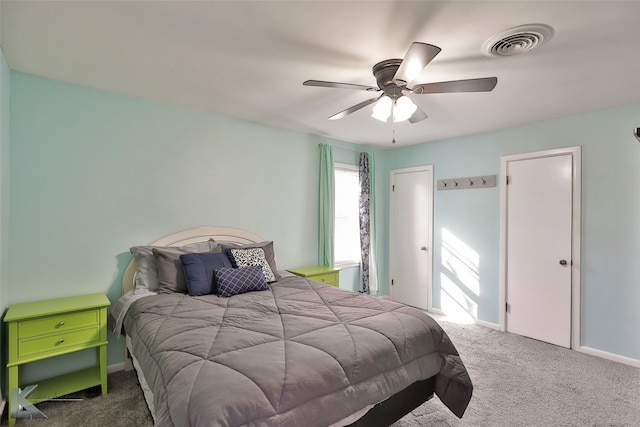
[58, 321, 65, 326]
[58, 338, 65, 344]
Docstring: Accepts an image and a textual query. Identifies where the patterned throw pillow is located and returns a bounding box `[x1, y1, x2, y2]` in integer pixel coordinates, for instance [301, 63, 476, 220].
[214, 266, 268, 298]
[220, 241, 281, 281]
[225, 248, 276, 282]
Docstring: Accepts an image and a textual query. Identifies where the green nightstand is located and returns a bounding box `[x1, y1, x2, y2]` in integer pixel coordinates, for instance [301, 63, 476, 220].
[287, 265, 340, 287]
[4, 293, 110, 425]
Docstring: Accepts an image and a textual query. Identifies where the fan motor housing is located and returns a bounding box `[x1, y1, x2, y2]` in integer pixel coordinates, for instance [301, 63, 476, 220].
[372, 59, 404, 93]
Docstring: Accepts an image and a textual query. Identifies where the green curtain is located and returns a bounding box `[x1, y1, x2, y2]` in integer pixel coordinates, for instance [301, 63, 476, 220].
[318, 144, 335, 267]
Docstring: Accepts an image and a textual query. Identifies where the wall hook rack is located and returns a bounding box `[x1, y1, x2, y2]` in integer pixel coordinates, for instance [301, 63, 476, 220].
[437, 175, 496, 191]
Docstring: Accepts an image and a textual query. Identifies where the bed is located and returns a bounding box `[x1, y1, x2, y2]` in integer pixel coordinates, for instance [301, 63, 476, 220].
[112, 226, 472, 427]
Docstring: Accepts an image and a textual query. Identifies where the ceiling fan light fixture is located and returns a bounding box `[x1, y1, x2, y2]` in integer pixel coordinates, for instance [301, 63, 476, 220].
[372, 95, 416, 123]
[304, 41, 496, 128]
[371, 95, 392, 122]
[394, 96, 417, 122]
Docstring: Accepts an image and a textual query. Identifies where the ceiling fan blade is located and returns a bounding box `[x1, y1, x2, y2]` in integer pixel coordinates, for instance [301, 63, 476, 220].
[408, 105, 428, 124]
[412, 77, 498, 94]
[303, 80, 379, 91]
[328, 97, 379, 120]
[393, 43, 442, 85]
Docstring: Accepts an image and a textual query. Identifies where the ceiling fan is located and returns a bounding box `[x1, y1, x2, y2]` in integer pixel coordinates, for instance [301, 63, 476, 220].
[303, 42, 498, 124]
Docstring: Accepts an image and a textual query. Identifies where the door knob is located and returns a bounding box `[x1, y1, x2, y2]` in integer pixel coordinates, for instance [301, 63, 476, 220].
[420, 246, 428, 251]
[559, 260, 567, 266]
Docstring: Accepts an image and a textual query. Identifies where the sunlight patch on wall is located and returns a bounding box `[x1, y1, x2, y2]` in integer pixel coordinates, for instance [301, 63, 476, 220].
[440, 228, 480, 324]
[441, 228, 480, 295]
[441, 274, 477, 324]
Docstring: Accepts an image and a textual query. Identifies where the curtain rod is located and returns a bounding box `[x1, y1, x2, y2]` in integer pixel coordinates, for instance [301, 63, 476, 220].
[317, 144, 360, 154]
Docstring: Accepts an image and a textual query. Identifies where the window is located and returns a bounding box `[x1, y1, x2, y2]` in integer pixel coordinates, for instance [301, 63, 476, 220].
[334, 163, 360, 267]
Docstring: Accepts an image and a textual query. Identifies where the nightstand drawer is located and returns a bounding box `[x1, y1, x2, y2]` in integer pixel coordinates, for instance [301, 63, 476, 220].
[287, 265, 341, 288]
[311, 272, 339, 286]
[19, 326, 101, 358]
[18, 310, 98, 339]
[4, 293, 110, 425]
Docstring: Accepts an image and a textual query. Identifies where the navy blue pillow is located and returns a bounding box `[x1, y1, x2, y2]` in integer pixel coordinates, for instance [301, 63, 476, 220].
[180, 252, 232, 296]
[214, 266, 268, 298]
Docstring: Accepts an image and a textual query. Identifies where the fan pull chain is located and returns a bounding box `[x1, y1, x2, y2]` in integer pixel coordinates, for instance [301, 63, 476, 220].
[392, 120, 396, 144]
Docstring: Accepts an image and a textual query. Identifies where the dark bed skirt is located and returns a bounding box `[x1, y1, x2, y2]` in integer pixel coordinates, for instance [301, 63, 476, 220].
[346, 377, 436, 427]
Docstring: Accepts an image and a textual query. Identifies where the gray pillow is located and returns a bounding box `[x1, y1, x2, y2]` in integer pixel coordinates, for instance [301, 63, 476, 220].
[219, 241, 280, 280]
[153, 244, 223, 294]
[130, 239, 217, 294]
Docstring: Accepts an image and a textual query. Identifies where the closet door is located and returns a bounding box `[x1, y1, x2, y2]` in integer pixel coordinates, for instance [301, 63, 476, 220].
[389, 166, 433, 310]
[502, 148, 580, 348]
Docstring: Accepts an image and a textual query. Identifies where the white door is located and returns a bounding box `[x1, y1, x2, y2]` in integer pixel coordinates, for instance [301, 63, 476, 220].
[505, 153, 574, 347]
[389, 166, 433, 310]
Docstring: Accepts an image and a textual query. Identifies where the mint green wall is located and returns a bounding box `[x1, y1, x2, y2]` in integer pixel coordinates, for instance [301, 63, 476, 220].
[8, 72, 363, 371]
[0, 47, 10, 397]
[6, 68, 639, 379]
[383, 103, 640, 360]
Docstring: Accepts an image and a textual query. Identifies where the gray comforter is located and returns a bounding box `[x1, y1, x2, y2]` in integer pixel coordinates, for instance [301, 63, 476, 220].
[123, 275, 472, 427]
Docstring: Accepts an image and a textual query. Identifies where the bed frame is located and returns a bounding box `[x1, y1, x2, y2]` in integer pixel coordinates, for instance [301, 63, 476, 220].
[121, 226, 435, 426]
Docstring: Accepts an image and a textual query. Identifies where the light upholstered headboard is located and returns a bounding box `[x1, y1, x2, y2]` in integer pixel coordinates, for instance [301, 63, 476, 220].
[122, 226, 265, 294]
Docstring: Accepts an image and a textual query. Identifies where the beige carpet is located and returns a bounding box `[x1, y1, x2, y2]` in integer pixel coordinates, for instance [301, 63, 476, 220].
[3, 316, 639, 426]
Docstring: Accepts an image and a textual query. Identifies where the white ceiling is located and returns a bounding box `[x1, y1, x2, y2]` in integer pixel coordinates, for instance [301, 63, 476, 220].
[2, 1, 640, 148]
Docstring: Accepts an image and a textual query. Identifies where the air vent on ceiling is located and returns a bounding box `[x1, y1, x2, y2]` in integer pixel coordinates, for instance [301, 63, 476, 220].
[482, 24, 554, 57]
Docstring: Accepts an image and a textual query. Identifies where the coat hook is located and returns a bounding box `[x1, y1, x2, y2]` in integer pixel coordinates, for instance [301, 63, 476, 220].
[438, 175, 495, 190]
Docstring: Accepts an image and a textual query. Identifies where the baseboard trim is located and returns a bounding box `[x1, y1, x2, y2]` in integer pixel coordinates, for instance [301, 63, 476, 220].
[426, 308, 500, 331]
[579, 346, 640, 368]
[475, 319, 500, 330]
[108, 362, 126, 374]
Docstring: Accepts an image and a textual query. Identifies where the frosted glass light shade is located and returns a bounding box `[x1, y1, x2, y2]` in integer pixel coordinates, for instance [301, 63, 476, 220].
[394, 96, 417, 122]
[372, 95, 417, 123]
[371, 96, 392, 122]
